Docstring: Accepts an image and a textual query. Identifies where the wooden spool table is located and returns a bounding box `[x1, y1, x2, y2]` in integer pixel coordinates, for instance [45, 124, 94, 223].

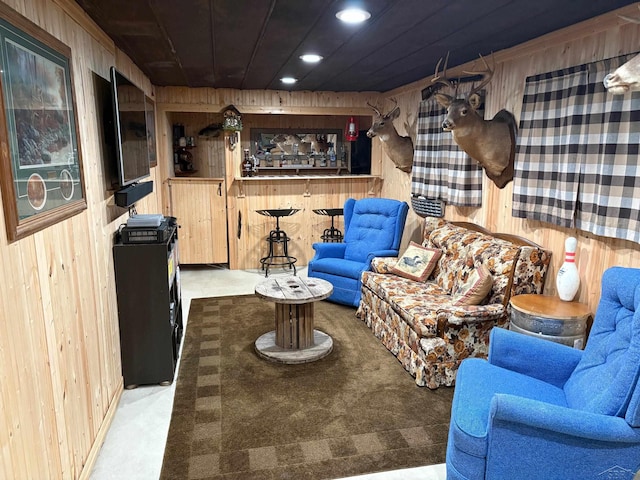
[254, 276, 333, 363]
[509, 294, 592, 349]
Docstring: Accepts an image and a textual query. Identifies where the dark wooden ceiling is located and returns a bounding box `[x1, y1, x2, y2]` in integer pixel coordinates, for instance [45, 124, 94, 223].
[75, 0, 637, 92]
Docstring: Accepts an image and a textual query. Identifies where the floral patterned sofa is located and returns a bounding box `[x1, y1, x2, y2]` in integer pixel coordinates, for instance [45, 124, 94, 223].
[356, 218, 551, 389]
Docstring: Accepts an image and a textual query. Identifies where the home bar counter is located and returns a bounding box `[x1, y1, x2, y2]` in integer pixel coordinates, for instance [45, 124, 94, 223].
[229, 173, 381, 270]
[159, 112, 383, 271]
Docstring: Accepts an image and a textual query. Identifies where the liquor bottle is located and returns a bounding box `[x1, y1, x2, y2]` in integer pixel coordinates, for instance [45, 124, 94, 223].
[328, 147, 337, 167]
[556, 237, 580, 301]
[242, 149, 253, 177]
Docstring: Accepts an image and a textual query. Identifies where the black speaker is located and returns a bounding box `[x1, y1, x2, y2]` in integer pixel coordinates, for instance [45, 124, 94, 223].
[114, 181, 154, 208]
[350, 131, 371, 174]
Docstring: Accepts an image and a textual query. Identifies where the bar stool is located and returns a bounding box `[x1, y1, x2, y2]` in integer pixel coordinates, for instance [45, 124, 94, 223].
[313, 208, 344, 242]
[256, 209, 299, 277]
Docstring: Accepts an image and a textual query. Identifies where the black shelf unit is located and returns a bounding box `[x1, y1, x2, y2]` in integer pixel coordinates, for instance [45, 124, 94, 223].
[113, 224, 183, 388]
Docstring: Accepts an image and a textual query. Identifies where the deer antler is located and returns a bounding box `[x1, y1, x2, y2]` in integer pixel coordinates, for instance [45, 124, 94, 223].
[431, 52, 454, 89]
[463, 53, 495, 97]
[385, 98, 401, 117]
[619, 5, 640, 24]
[366, 101, 382, 116]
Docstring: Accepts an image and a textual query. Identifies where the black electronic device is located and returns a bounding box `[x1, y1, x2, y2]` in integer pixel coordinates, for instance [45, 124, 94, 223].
[113, 222, 182, 388]
[110, 67, 151, 187]
[121, 217, 172, 244]
[114, 181, 154, 208]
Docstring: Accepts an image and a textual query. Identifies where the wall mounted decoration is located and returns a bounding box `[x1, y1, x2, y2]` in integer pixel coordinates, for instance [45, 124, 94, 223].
[432, 54, 517, 189]
[0, 3, 85, 242]
[603, 9, 640, 94]
[513, 53, 640, 244]
[222, 104, 242, 132]
[344, 116, 359, 141]
[365, 99, 414, 173]
[412, 83, 483, 207]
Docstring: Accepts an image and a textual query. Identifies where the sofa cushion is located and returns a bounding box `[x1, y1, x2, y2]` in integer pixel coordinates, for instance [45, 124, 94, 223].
[425, 227, 479, 294]
[361, 271, 447, 337]
[511, 245, 552, 297]
[452, 263, 493, 306]
[426, 222, 520, 305]
[391, 241, 441, 282]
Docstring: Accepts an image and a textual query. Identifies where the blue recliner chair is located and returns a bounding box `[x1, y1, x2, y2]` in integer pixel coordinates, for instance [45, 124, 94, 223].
[307, 197, 408, 307]
[447, 266, 640, 480]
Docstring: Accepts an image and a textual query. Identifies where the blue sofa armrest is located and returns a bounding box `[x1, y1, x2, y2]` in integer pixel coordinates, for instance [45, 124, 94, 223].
[488, 328, 582, 388]
[365, 249, 400, 266]
[490, 394, 640, 443]
[311, 242, 347, 259]
[480, 394, 640, 479]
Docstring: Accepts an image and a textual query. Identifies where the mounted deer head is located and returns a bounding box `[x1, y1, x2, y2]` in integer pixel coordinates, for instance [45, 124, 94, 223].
[366, 99, 414, 173]
[604, 7, 640, 94]
[431, 53, 517, 189]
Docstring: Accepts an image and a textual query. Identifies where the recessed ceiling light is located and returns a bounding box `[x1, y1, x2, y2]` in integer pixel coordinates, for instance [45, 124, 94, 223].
[280, 77, 297, 84]
[336, 8, 371, 24]
[300, 54, 323, 63]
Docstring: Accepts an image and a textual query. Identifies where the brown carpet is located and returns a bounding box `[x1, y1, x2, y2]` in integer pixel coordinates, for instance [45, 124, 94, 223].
[160, 294, 453, 480]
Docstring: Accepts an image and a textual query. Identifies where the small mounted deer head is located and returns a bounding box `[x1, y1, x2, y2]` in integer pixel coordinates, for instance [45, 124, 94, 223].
[432, 53, 517, 189]
[366, 98, 414, 173]
[604, 7, 640, 94]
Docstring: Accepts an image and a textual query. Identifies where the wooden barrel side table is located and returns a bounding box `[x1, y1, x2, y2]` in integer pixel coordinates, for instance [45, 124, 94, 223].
[509, 294, 592, 349]
[254, 275, 334, 363]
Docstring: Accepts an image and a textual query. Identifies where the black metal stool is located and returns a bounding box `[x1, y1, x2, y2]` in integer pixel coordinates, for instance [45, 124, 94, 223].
[256, 209, 299, 277]
[313, 208, 344, 242]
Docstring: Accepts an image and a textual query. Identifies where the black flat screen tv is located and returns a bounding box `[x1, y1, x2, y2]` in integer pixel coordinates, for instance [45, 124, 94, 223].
[110, 67, 151, 187]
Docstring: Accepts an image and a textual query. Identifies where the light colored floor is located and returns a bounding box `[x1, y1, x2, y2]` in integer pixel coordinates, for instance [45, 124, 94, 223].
[90, 265, 447, 480]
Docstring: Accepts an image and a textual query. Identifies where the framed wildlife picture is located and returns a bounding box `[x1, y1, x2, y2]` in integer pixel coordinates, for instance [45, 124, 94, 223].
[0, 3, 86, 242]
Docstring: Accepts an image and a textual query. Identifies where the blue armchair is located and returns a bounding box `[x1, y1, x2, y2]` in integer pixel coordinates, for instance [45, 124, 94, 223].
[307, 197, 408, 307]
[447, 266, 640, 480]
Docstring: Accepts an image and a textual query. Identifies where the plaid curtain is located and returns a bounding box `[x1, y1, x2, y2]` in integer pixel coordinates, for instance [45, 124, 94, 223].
[411, 84, 483, 207]
[513, 53, 640, 243]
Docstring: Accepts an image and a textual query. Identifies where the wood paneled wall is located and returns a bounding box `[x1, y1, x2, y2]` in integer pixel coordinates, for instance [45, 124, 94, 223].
[378, 4, 640, 316]
[0, 0, 161, 478]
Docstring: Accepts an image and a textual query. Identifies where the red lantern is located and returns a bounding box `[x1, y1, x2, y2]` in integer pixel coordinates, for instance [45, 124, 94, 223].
[345, 116, 359, 141]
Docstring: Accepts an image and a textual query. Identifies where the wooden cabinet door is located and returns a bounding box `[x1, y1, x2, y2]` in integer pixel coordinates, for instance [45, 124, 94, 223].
[169, 178, 228, 264]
